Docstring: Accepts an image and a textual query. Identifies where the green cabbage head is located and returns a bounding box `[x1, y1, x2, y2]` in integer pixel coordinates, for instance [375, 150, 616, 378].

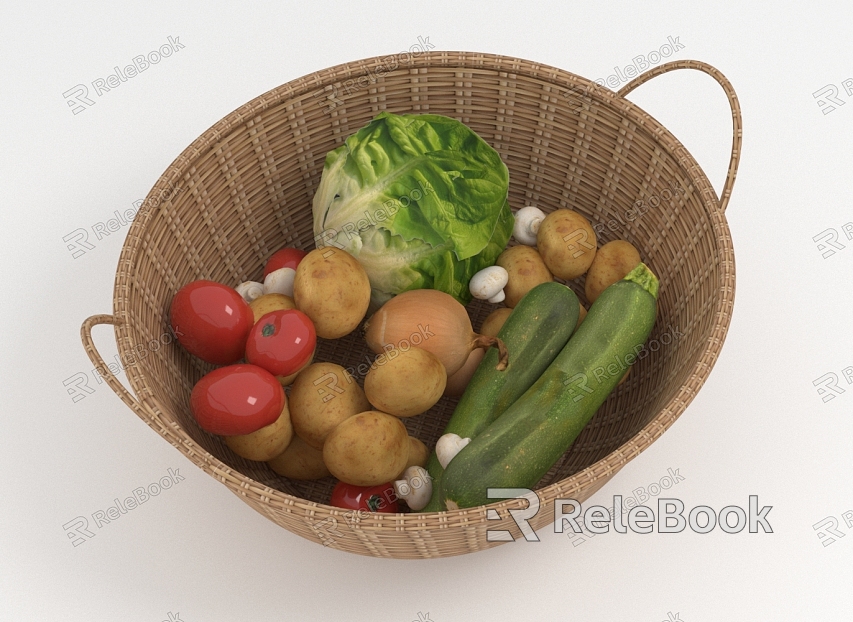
[312, 111, 512, 310]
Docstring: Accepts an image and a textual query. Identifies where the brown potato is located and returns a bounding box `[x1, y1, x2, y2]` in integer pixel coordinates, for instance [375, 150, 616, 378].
[404, 436, 429, 470]
[289, 362, 371, 449]
[365, 347, 446, 417]
[496, 246, 553, 308]
[443, 348, 485, 397]
[249, 294, 296, 324]
[479, 307, 513, 337]
[394, 436, 431, 481]
[293, 247, 370, 339]
[225, 403, 293, 462]
[276, 348, 315, 387]
[584, 240, 641, 303]
[268, 435, 331, 480]
[322, 411, 409, 486]
[537, 209, 597, 279]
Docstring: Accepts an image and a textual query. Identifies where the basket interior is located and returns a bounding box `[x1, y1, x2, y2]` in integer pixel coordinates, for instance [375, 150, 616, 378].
[117, 59, 723, 506]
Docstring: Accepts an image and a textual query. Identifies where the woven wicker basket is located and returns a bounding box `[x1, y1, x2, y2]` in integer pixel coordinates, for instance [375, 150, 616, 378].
[80, 52, 740, 559]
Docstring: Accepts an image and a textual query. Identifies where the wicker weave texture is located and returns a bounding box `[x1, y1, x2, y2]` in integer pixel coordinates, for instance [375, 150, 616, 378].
[80, 52, 739, 559]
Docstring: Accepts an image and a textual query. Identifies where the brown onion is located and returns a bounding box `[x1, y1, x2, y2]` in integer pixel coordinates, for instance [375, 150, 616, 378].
[443, 348, 486, 397]
[364, 289, 508, 377]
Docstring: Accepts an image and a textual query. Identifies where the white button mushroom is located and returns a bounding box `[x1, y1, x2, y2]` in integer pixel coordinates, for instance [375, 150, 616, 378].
[469, 266, 509, 303]
[235, 281, 265, 303]
[487, 289, 506, 304]
[513, 206, 546, 246]
[393, 466, 433, 511]
[263, 267, 296, 297]
[436, 433, 471, 469]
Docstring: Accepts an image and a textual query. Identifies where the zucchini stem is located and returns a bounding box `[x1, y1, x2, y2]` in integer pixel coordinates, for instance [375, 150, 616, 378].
[474, 334, 509, 371]
[623, 263, 659, 300]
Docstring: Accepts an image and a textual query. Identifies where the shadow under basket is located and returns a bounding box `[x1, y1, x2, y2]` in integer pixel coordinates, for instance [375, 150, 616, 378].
[81, 52, 740, 559]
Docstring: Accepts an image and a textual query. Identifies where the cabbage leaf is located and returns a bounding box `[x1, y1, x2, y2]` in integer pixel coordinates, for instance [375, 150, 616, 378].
[312, 111, 512, 309]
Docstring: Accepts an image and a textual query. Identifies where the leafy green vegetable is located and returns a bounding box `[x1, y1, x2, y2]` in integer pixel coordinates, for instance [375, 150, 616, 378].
[312, 111, 512, 309]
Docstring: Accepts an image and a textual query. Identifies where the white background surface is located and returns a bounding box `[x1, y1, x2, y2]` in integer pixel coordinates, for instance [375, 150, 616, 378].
[2, 1, 852, 620]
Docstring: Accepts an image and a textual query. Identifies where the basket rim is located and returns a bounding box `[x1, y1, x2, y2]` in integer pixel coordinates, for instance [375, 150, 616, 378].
[111, 50, 735, 528]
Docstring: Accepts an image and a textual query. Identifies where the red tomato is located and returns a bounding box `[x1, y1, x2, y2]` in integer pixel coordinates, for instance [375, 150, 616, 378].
[263, 247, 307, 278]
[190, 364, 284, 435]
[170, 280, 254, 365]
[329, 481, 399, 513]
[245, 309, 316, 377]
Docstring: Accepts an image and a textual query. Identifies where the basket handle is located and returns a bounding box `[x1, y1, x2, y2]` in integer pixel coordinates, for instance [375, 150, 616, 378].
[617, 60, 742, 213]
[80, 314, 151, 418]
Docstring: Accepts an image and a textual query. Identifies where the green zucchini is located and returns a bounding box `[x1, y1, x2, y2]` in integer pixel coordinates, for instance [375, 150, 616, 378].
[440, 263, 659, 510]
[419, 281, 580, 512]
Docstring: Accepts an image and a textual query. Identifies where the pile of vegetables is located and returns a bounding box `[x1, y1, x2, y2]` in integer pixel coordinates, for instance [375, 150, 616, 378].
[167, 110, 660, 522]
[436, 263, 658, 510]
